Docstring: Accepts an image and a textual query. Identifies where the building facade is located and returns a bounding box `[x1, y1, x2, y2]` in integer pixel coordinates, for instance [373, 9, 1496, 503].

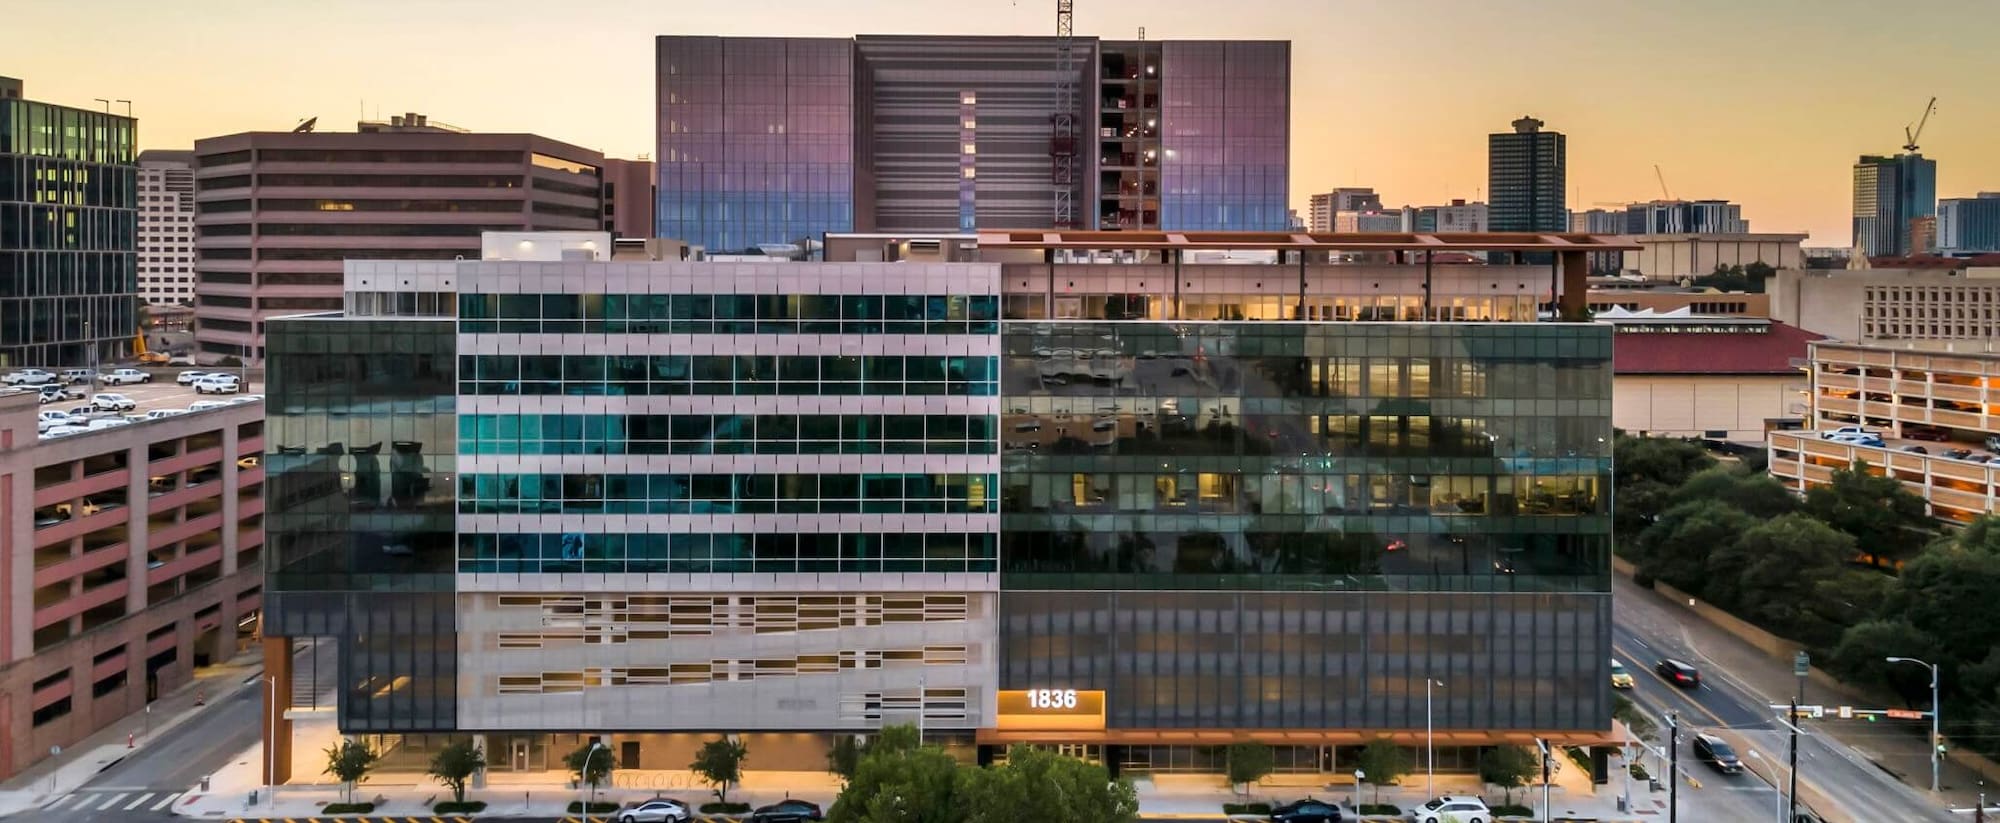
[1769, 266, 2000, 342]
[1307, 189, 1383, 233]
[1602, 311, 1818, 442]
[0, 392, 266, 778]
[1487, 117, 1565, 233]
[655, 36, 1291, 251]
[1853, 153, 1937, 258]
[139, 150, 197, 305]
[1621, 200, 1748, 235]
[0, 79, 139, 370]
[601, 158, 657, 240]
[1769, 339, 2000, 524]
[1621, 233, 1807, 282]
[1938, 194, 2000, 256]
[259, 230, 1620, 781]
[190, 118, 605, 363]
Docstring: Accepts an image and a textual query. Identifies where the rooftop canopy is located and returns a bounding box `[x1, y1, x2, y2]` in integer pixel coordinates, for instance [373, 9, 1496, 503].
[974, 230, 1641, 253]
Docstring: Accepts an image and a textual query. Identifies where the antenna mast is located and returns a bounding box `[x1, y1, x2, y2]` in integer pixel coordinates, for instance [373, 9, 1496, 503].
[1050, 0, 1078, 229]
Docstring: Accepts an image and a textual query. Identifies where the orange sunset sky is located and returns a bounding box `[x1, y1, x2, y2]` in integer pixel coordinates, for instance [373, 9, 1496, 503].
[9, 0, 1997, 245]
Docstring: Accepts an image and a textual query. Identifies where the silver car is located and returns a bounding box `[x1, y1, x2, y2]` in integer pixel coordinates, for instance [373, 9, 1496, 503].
[616, 798, 691, 823]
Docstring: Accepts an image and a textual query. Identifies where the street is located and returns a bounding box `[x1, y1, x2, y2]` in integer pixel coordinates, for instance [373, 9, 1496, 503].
[1614, 574, 1956, 822]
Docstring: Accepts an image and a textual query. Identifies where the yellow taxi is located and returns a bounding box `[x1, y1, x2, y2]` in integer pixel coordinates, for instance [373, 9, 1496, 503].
[1610, 658, 1635, 689]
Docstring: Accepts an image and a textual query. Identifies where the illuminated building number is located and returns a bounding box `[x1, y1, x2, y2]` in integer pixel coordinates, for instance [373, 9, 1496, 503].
[1028, 689, 1079, 709]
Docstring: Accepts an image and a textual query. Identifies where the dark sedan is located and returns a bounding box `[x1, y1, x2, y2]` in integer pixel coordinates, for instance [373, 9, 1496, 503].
[1270, 797, 1343, 822]
[750, 799, 824, 822]
[1657, 658, 1701, 687]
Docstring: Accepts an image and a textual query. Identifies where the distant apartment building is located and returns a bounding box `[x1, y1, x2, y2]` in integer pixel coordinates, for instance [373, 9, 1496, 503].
[1570, 208, 1624, 274]
[0, 77, 138, 369]
[191, 114, 605, 362]
[1854, 153, 1937, 258]
[1488, 116, 1565, 233]
[1770, 266, 2000, 341]
[1770, 339, 2000, 524]
[1603, 310, 1819, 442]
[1307, 188, 1383, 232]
[1622, 199, 1748, 235]
[655, 35, 1291, 249]
[1332, 209, 1403, 233]
[139, 151, 197, 305]
[601, 157, 656, 239]
[1622, 233, 1807, 281]
[0, 393, 266, 779]
[1407, 199, 1487, 234]
[1939, 194, 2000, 256]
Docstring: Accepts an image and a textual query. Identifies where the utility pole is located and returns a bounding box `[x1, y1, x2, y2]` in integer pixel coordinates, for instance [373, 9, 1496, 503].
[1788, 700, 1800, 823]
[1668, 712, 1679, 823]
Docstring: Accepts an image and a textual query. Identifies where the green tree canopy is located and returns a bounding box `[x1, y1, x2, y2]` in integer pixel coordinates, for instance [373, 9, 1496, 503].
[1355, 739, 1410, 804]
[1801, 461, 1931, 567]
[1829, 619, 1941, 707]
[426, 740, 486, 805]
[691, 737, 749, 804]
[827, 735, 969, 823]
[1670, 466, 1798, 520]
[1224, 742, 1275, 789]
[322, 738, 380, 805]
[1889, 543, 2000, 655]
[1633, 499, 1756, 594]
[562, 742, 615, 791]
[962, 745, 1138, 823]
[1704, 513, 1855, 640]
[1478, 746, 1540, 804]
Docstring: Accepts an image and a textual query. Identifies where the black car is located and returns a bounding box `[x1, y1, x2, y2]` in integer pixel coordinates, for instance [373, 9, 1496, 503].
[1269, 798, 1343, 822]
[749, 799, 824, 823]
[1944, 448, 1975, 460]
[1693, 733, 1742, 773]
[1657, 658, 1701, 688]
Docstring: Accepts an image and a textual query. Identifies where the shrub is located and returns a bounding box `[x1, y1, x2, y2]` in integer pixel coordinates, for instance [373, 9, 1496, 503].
[565, 801, 619, 813]
[701, 801, 752, 813]
[1222, 802, 1273, 814]
[1359, 803, 1402, 814]
[1491, 803, 1535, 817]
[432, 801, 487, 813]
[321, 802, 374, 814]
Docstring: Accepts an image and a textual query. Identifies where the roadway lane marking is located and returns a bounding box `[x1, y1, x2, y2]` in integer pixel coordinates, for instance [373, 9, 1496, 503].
[124, 792, 155, 809]
[1615, 643, 1732, 730]
[38, 795, 71, 810]
[152, 792, 182, 810]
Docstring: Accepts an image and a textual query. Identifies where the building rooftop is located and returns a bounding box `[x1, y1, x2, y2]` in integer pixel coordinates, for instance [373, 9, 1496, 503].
[1611, 318, 1822, 375]
[973, 230, 1638, 253]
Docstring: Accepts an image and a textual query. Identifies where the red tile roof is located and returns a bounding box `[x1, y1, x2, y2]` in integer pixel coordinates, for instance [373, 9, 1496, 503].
[1612, 321, 1825, 375]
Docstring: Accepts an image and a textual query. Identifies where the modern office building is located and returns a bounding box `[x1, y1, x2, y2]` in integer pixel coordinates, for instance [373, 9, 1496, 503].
[1621, 233, 1807, 281]
[0, 392, 266, 779]
[139, 150, 197, 305]
[1331, 210, 1404, 233]
[1769, 338, 2000, 524]
[655, 36, 1291, 251]
[1307, 189, 1383, 232]
[1487, 116, 1565, 233]
[1769, 265, 2000, 341]
[1621, 200, 1748, 235]
[257, 229, 1624, 782]
[0, 78, 139, 370]
[1853, 153, 1937, 258]
[190, 114, 605, 362]
[1938, 194, 2000, 256]
[601, 157, 657, 240]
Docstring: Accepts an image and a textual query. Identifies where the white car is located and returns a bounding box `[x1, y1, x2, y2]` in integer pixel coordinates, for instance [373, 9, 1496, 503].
[192, 376, 241, 395]
[614, 798, 692, 823]
[84, 417, 132, 431]
[143, 409, 187, 420]
[40, 424, 90, 438]
[98, 368, 152, 386]
[167, 355, 196, 366]
[228, 394, 262, 405]
[91, 393, 137, 412]
[37, 411, 75, 433]
[175, 370, 212, 385]
[3, 369, 58, 386]
[1412, 795, 1492, 823]
[187, 400, 231, 412]
[59, 369, 95, 384]
[1819, 425, 1881, 440]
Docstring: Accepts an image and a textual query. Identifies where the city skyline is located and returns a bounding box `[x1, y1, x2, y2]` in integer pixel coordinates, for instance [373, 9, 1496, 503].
[9, 0, 1997, 247]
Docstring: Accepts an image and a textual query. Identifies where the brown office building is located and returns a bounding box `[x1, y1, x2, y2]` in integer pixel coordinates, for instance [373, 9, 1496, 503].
[191, 114, 604, 362]
[600, 157, 656, 239]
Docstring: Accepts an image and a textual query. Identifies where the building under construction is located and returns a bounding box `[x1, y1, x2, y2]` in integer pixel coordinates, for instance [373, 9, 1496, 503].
[654, 33, 1290, 253]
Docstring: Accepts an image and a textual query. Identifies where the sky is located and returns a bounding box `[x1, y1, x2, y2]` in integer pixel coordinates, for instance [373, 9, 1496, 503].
[8, 0, 1998, 246]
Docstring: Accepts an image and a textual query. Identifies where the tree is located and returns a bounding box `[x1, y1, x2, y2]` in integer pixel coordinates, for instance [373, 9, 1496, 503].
[1669, 466, 1797, 520]
[1828, 620, 1941, 706]
[322, 738, 380, 805]
[962, 745, 1137, 823]
[1354, 739, 1409, 805]
[1801, 461, 1931, 568]
[1612, 694, 1657, 742]
[1478, 746, 1539, 804]
[1703, 514, 1854, 640]
[1631, 499, 1755, 596]
[1224, 742, 1275, 792]
[828, 735, 863, 783]
[563, 742, 616, 793]
[426, 740, 486, 805]
[1890, 544, 2000, 655]
[1614, 435, 1715, 489]
[691, 737, 749, 805]
[827, 734, 968, 823]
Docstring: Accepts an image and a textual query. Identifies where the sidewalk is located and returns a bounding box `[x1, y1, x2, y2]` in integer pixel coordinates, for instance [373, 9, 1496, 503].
[0, 648, 263, 817]
[1614, 574, 1987, 812]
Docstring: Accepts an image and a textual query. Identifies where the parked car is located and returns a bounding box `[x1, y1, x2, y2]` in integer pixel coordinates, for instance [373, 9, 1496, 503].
[1818, 425, 1881, 440]
[228, 394, 263, 404]
[1268, 797, 1343, 822]
[53, 498, 101, 518]
[1610, 658, 1634, 689]
[97, 368, 152, 385]
[187, 400, 231, 413]
[1693, 733, 1743, 774]
[3, 369, 58, 386]
[143, 409, 187, 421]
[1411, 796, 1492, 823]
[1899, 445, 1929, 454]
[40, 382, 83, 401]
[237, 455, 261, 469]
[1944, 448, 1975, 460]
[167, 354, 197, 366]
[84, 417, 132, 431]
[37, 411, 75, 433]
[58, 368, 95, 384]
[1657, 658, 1701, 688]
[1987, 435, 2000, 453]
[615, 797, 691, 823]
[91, 393, 136, 412]
[175, 370, 212, 385]
[40, 424, 90, 438]
[1905, 427, 1952, 442]
[748, 799, 824, 822]
[193, 376, 241, 394]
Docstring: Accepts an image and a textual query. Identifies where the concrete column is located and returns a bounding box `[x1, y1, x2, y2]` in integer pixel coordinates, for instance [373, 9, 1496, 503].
[219, 423, 239, 575]
[1558, 250, 1589, 318]
[126, 442, 149, 611]
[262, 635, 293, 784]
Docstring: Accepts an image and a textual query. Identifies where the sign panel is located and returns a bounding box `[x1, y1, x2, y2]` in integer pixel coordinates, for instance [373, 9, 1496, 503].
[1885, 708, 1926, 720]
[995, 689, 1107, 731]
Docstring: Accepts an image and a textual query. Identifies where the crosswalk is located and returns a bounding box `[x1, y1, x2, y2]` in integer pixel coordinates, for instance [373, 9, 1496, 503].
[39, 789, 183, 812]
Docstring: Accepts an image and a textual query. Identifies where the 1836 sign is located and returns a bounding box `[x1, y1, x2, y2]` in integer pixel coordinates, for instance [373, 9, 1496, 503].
[996, 689, 1106, 731]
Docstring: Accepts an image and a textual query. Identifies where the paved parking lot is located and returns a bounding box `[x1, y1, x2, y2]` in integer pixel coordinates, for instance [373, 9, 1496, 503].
[28, 369, 263, 421]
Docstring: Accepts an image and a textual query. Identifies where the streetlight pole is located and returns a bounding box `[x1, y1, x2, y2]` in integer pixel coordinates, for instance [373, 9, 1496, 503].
[265, 676, 278, 808]
[1746, 749, 1782, 823]
[579, 741, 606, 815]
[1426, 679, 1443, 797]
[1887, 656, 1942, 793]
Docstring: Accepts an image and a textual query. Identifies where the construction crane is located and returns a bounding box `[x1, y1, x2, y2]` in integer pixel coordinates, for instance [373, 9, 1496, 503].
[1049, 0, 1077, 229]
[1903, 96, 1937, 153]
[1653, 165, 1673, 201]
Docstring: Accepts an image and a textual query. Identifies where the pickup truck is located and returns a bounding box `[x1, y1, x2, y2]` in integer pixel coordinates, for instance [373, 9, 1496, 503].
[2, 369, 57, 386]
[97, 368, 152, 386]
[1819, 426, 1881, 440]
